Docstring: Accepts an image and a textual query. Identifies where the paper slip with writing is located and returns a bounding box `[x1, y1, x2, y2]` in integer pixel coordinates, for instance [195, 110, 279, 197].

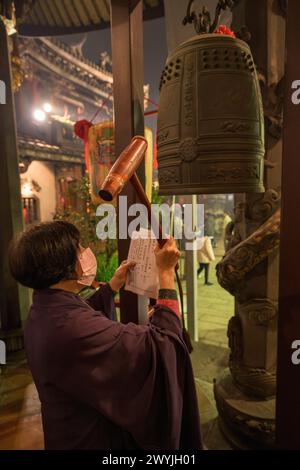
[125, 228, 159, 299]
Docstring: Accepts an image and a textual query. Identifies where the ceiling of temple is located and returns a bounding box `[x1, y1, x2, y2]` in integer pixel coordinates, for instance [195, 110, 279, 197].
[16, 0, 164, 36]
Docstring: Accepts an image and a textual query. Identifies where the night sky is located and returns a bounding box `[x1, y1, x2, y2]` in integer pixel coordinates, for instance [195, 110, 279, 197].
[58, 17, 168, 134]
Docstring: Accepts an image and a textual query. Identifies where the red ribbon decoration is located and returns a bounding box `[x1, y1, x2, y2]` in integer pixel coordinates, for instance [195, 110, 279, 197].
[215, 24, 236, 37]
[74, 119, 92, 172]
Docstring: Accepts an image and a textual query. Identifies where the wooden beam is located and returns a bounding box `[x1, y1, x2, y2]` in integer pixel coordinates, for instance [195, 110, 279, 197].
[110, 0, 146, 324]
[276, 0, 300, 450]
[0, 20, 29, 331]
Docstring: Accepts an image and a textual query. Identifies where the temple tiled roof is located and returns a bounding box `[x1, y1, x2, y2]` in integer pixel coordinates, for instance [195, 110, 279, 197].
[19, 36, 113, 103]
[18, 135, 84, 164]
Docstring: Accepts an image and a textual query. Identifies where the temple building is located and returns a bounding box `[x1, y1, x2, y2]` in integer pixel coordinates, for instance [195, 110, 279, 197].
[16, 36, 113, 223]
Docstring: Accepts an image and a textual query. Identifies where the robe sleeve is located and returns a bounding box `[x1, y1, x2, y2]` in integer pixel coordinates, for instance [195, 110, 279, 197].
[54, 304, 202, 450]
[85, 283, 117, 320]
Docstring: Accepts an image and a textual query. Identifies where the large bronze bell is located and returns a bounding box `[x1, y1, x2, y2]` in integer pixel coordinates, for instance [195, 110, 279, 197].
[157, 32, 265, 195]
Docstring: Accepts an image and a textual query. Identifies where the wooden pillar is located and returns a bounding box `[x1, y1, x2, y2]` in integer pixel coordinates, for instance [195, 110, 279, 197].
[0, 20, 29, 336]
[276, 0, 300, 450]
[110, 0, 147, 324]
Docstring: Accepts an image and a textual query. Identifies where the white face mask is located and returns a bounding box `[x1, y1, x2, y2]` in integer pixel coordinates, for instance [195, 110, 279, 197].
[77, 247, 97, 286]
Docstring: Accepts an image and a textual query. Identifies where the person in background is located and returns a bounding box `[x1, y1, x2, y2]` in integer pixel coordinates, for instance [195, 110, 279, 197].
[223, 210, 233, 252]
[8, 221, 202, 450]
[197, 235, 215, 286]
[202, 211, 216, 248]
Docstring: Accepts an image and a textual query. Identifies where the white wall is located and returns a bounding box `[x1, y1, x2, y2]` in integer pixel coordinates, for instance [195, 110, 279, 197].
[21, 160, 56, 221]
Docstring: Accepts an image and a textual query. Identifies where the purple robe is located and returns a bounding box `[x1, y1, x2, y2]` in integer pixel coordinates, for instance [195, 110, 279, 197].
[24, 284, 203, 450]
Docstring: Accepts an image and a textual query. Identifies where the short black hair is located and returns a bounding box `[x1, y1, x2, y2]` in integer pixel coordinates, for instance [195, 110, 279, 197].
[9, 221, 80, 289]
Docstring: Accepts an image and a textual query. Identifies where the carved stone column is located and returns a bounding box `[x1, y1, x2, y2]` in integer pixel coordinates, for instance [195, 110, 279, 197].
[213, 0, 285, 449]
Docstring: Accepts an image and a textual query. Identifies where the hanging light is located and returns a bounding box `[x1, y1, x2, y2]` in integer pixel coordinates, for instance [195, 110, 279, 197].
[43, 102, 53, 113]
[21, 181, 34, 198]
[33, 109, 46, 122]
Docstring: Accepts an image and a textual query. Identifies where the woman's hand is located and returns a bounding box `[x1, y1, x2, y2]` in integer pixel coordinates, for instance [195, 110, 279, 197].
[109, 260, 136, 292]
[154, 237, 180, 289]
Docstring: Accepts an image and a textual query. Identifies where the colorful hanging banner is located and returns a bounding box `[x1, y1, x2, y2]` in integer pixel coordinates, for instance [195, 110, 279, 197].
[88, 121, 115, 205]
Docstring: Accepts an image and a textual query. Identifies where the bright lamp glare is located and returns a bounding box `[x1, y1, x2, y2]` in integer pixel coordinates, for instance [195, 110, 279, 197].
[33, 109, 46, 122]
[43, 102, 52, 113]
[21, 182, 33, 198]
